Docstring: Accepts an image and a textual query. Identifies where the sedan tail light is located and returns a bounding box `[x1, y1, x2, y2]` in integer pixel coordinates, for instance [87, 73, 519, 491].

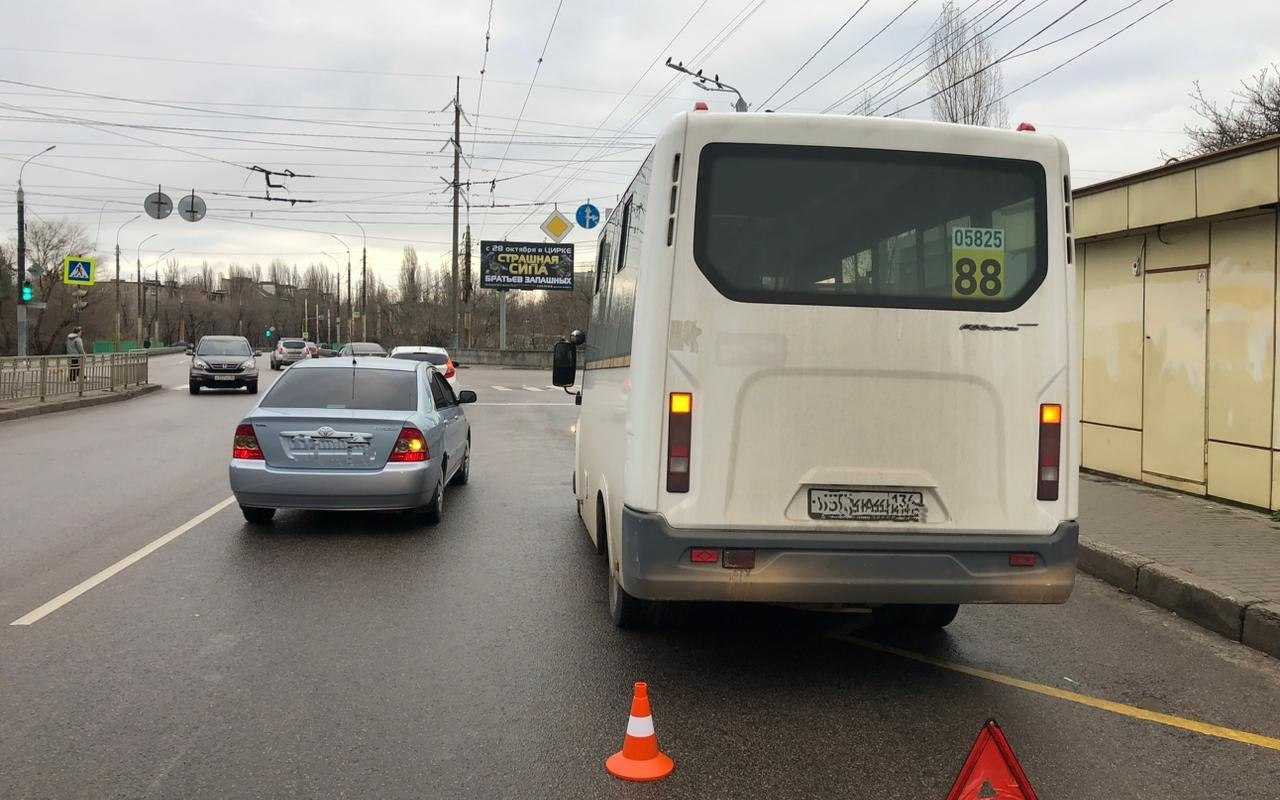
[389, 426, 429, 462]
[444, 360, 456, 380]
[232, 423, 264, 460]
[1037, 404, 1062, 500]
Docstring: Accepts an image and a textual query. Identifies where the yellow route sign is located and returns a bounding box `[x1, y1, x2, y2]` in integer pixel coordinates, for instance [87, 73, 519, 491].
[951, 227, 1005, 300]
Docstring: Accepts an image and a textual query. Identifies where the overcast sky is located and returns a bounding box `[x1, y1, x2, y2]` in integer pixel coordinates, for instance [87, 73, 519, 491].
[2, 0, 1277, 286]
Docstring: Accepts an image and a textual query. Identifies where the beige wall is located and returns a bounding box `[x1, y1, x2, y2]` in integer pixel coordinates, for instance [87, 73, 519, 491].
[1078, 209, 1279, 509]
[1207, 214, 1275, 449]
[1082, 237, 1145, 429]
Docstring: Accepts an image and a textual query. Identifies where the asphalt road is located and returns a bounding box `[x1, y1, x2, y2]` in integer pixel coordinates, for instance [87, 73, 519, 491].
[3, 362, 1279, 799]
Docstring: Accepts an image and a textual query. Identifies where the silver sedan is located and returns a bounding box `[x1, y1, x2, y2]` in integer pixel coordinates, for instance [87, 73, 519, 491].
[229, 358, 475, 524]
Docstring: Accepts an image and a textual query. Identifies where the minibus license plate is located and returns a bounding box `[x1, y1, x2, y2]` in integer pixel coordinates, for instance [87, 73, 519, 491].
[808, 489, 925, 522]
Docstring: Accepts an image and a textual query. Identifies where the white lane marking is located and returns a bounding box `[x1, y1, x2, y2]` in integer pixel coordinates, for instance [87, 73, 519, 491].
[491, 385, 513, 391]
[10, 496, 236, 626]
[473, 402, 572, 406]
[521, 386, 543, 392]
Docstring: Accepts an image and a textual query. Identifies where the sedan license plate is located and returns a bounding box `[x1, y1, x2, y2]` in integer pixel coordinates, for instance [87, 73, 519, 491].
[808, 489, 925, 522]
[214, 375, 236, 381]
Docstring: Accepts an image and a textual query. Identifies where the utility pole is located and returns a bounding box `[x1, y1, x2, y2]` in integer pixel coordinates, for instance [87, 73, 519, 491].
[136, 234, 157, 346]
[16, 174, 26, 356]
[345, 214, 366, 341]
[462, 225, 472, 347]
[450, 75, 461, 351]
[114, 215, 139, 352]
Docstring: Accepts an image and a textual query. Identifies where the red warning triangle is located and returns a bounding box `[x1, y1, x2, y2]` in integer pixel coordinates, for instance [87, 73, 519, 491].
[943, 720, 1039, 800]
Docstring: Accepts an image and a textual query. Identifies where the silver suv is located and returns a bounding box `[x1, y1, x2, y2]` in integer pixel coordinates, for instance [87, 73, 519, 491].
[270, 338, 310, 370]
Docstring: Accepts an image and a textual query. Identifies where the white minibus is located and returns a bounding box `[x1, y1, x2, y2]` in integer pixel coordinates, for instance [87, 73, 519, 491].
[553, 110, 1078, 628]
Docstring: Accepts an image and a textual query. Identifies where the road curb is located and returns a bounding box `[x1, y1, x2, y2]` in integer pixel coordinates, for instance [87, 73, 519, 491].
[0, 383, 162, 423]
[1078, 536, 1272, 657]
[1243, 602, 1280, 658]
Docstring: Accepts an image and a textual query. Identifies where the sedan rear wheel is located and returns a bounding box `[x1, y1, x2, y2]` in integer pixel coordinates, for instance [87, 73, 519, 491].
[449, 440, 470, 486]
[420, 475, 444, 525]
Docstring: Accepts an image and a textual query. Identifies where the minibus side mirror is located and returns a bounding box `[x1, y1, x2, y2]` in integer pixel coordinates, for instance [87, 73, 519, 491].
[552, 340, 577, 387]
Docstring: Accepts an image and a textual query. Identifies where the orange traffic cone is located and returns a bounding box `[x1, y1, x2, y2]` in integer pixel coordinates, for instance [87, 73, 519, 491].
[606, 682, 675, 782]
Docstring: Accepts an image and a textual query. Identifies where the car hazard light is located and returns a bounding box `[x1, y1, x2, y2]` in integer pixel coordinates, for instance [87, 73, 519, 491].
[389, 426, 429, 463]
[1037, 404, 1061, 501]
[232, 423, 264, 460]
[444, 359, 456, 380]
[667, 392, 692, 493]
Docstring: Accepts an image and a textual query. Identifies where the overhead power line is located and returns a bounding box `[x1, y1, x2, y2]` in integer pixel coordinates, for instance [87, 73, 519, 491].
[985, 0, 1176, 109]
[857, 0, 1032, 115]
[876, 0, 1092, 117]
[776, 0, 924, 111]
[759, 0, 874, 109]
[818, 0, 989, 113]
[491, 0, 567, 185]
[0, 45, 703, 101]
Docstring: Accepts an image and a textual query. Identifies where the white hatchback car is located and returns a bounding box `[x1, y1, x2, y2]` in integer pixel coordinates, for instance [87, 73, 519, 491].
[389, 346, 457, 390]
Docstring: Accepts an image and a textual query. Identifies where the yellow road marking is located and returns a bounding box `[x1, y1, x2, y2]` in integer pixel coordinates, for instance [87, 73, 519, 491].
[836, 635, 1280, 752]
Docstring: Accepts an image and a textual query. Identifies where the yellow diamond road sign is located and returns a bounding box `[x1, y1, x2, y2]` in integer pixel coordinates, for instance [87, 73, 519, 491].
[540, 209, 573, 243]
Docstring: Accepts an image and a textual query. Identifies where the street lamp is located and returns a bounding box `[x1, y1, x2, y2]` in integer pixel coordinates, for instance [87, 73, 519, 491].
[145, 248, 173, 345]
[14, 144, 55, 356]
[136, 234, 158, 346]
[327, 233, 351, 342]
[114, 214, 141, 350]
[321, 251, 341, 343]
[345, 214, 367, 340]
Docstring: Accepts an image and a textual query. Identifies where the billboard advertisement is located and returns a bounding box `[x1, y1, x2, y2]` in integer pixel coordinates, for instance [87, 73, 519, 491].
[479, 241, 574, 291]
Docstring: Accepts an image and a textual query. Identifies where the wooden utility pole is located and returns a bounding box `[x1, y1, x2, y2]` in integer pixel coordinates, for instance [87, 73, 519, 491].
[450, 75, 461, 351]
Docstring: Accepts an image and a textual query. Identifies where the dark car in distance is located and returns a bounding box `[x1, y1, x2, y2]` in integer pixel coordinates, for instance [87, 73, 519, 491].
[189, 335, 258, 394]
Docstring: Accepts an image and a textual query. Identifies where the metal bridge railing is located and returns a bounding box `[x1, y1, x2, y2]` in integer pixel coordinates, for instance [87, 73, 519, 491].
[0, 352, 150, 403]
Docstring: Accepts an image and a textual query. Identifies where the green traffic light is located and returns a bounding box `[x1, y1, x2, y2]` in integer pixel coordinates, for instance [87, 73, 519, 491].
[21, 284, 33, 302]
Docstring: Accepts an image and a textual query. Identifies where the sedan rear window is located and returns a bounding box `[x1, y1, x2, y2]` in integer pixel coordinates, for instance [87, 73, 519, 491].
[260, 368, 417, 411]
[392, 352, 448, 366]
[693, 143, 1048, 311]
[281, 339, 305, 348]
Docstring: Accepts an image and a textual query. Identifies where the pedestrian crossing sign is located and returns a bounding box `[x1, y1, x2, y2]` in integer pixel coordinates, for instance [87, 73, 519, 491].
[63, 256, 97, 286]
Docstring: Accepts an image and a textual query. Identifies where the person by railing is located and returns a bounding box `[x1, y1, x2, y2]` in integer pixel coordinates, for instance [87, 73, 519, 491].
[66, 327, 86, 384]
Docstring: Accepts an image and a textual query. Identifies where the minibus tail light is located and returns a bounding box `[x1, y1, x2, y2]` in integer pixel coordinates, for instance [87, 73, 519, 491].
[667, 392, 692, 493]
[1037, 404, 1061, 500]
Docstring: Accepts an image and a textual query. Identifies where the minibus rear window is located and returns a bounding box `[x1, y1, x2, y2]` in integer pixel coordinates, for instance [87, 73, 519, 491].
[693, 143, 1048, 311]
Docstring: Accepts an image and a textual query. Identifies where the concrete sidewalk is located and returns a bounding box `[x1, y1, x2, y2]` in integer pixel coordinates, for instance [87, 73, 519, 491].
[1078, 471, 1280, 658]
[0, 383, 161, 422]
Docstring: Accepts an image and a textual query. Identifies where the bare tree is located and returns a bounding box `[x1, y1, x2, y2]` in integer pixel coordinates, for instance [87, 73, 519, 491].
[926, 1, 1008, 127]
[1183, 65, 1280, 156]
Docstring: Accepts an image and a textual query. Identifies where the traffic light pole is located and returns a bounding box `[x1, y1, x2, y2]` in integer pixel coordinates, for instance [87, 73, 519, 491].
[15, 180, 27, 356]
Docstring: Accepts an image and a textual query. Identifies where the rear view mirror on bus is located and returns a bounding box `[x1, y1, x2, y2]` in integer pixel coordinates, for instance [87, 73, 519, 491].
[552, 341, 577, 387]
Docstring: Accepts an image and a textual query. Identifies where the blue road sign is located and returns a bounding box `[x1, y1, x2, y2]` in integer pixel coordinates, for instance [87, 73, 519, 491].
[576, 203, 600, 230]
[63, 256, 97, 286]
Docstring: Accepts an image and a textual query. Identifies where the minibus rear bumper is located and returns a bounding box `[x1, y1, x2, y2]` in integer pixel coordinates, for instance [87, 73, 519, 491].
[620, 507, 1077, 605]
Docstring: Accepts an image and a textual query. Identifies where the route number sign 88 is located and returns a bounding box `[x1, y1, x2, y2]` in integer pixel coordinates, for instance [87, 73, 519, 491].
[951, 227, 1005, 300]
